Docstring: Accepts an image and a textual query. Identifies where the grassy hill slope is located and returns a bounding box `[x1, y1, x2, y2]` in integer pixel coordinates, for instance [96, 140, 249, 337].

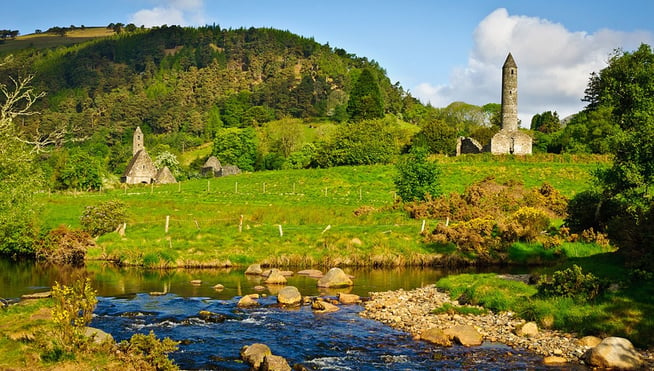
[0, 27, 115, 53]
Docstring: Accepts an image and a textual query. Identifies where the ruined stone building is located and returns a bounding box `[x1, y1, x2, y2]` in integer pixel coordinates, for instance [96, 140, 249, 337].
[490, 53, 532, 155]
[121, 126, 176, 184]
[201, 156, 241, 177]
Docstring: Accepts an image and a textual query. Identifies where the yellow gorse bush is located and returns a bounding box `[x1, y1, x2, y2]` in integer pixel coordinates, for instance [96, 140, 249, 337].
[51, 278, 98, 348]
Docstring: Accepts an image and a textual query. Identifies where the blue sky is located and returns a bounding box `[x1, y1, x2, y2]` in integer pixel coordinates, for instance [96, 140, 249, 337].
[3, 0, 654, 123]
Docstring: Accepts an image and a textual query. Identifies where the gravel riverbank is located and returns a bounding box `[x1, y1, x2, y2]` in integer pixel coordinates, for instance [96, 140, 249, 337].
[359, 284, 653, 368]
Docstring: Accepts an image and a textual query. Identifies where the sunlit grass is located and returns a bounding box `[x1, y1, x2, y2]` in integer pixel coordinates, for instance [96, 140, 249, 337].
[40, 159, 607, 266]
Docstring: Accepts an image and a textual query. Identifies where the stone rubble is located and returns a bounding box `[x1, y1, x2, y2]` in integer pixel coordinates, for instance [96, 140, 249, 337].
[359, 284, 654, 367]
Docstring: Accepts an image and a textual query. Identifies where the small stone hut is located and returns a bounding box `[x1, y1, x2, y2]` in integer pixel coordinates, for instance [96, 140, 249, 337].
[155, 166, 177, 184]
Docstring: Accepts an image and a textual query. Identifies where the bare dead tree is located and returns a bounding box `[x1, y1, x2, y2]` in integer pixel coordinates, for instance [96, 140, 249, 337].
[1, 67, 89, 153]
[0, 75, 46, 134]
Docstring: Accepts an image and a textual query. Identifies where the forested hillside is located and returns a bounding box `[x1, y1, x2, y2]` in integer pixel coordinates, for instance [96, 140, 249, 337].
[1, 25, 446, 186]
[2, 25, 639, 191]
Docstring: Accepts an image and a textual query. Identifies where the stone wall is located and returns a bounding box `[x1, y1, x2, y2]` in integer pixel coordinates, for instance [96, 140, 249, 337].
[490, 130, 532, 155]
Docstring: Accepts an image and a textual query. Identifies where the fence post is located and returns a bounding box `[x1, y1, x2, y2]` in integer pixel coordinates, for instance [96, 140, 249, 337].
[421, 220, 426, 233]
[239, 215, 244, 233]
[165, 215, 170, 233]
[278, 224, 283, 237]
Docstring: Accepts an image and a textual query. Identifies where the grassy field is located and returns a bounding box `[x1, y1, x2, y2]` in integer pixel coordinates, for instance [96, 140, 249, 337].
[39, 156, 607, 268]
[0, 28, 115, 53]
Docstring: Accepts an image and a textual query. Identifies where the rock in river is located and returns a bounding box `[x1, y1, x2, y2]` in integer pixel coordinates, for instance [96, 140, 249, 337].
[277, 286, 302, 306]
[317, 267, 353, 288]
[245, 264, 263, 275]
[264, 269, 288, 285]
[241, 343, 272, 369]
[587, 337, 643, 369]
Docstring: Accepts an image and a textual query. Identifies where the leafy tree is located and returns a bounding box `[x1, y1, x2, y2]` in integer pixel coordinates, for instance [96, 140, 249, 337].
[0, 73, 43, 257]
[347, 68, 384, 121]
[413, 117, 457, 155]
[312, 117, 409, 167]
[481, 103, 502, 129]
[154, 151, 182, 178]
[394, 146, 441, 202]
[530, 111, 560, 133]
[585, 44, 654, 207]
[440, 102, 487, 137]
[570, 44, 654, 268]
[212, 127, 257, 171]
[58, 151, 103, 191]
[556, 107, 618, 154]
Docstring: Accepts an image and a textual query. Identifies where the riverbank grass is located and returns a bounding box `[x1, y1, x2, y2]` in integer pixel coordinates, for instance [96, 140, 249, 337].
[435, 258, 654, 348]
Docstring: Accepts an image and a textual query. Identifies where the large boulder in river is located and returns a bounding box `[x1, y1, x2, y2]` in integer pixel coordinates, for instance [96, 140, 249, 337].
[238, 295, 259, 308]
[241, 343, 272, 369]
[277, 286, 302, 306]
[262, 355, 291, 371]
[317, 268, 353, 288]
[420, 327, 452, 347]
[264, 269, 287, 285]
[443, 325, 483, 347]
[245, 264, 263, 275]
[587, 337, 643, 369]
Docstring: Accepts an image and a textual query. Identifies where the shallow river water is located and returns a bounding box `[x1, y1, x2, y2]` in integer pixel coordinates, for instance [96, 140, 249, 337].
[1, 260, 568, 370]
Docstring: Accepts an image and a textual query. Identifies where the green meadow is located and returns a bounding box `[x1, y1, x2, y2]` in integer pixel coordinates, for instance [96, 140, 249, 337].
[39, 155, 607, 268]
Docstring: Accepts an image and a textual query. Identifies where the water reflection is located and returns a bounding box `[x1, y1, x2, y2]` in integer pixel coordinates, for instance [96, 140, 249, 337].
[1, 259, 530, 300]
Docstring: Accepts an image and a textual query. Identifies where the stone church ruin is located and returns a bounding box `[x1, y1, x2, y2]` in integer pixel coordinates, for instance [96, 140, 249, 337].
[121, 127, 177, 184]
[456, 53, 532, 156]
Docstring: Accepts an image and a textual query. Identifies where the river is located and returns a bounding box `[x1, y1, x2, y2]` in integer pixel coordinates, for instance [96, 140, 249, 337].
[1, 259, 564, 370]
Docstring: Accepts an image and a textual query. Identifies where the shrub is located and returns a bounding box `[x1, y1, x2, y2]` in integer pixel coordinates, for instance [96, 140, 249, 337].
[534, 182, 568, 216]
[505, 207, 551, 242]
[51, 278, 98, 350]
[80, 200, 127, 237]
[117, 331, 179, 371]
[537, 264, 602, 301]
[394, 146, 441, 202]
[428, 217, 500, 255]
[35, 226, 94, 265]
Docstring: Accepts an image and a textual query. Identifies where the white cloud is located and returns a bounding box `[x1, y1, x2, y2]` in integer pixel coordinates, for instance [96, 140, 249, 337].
[129, 0, 206, 28]
[414, 8, 654, 125]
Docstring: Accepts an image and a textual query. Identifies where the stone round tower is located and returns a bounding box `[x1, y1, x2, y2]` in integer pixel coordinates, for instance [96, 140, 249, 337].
[491, 53, 532, 155]
[133, 126, 144, 156]
[501, 53, 518, 131]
